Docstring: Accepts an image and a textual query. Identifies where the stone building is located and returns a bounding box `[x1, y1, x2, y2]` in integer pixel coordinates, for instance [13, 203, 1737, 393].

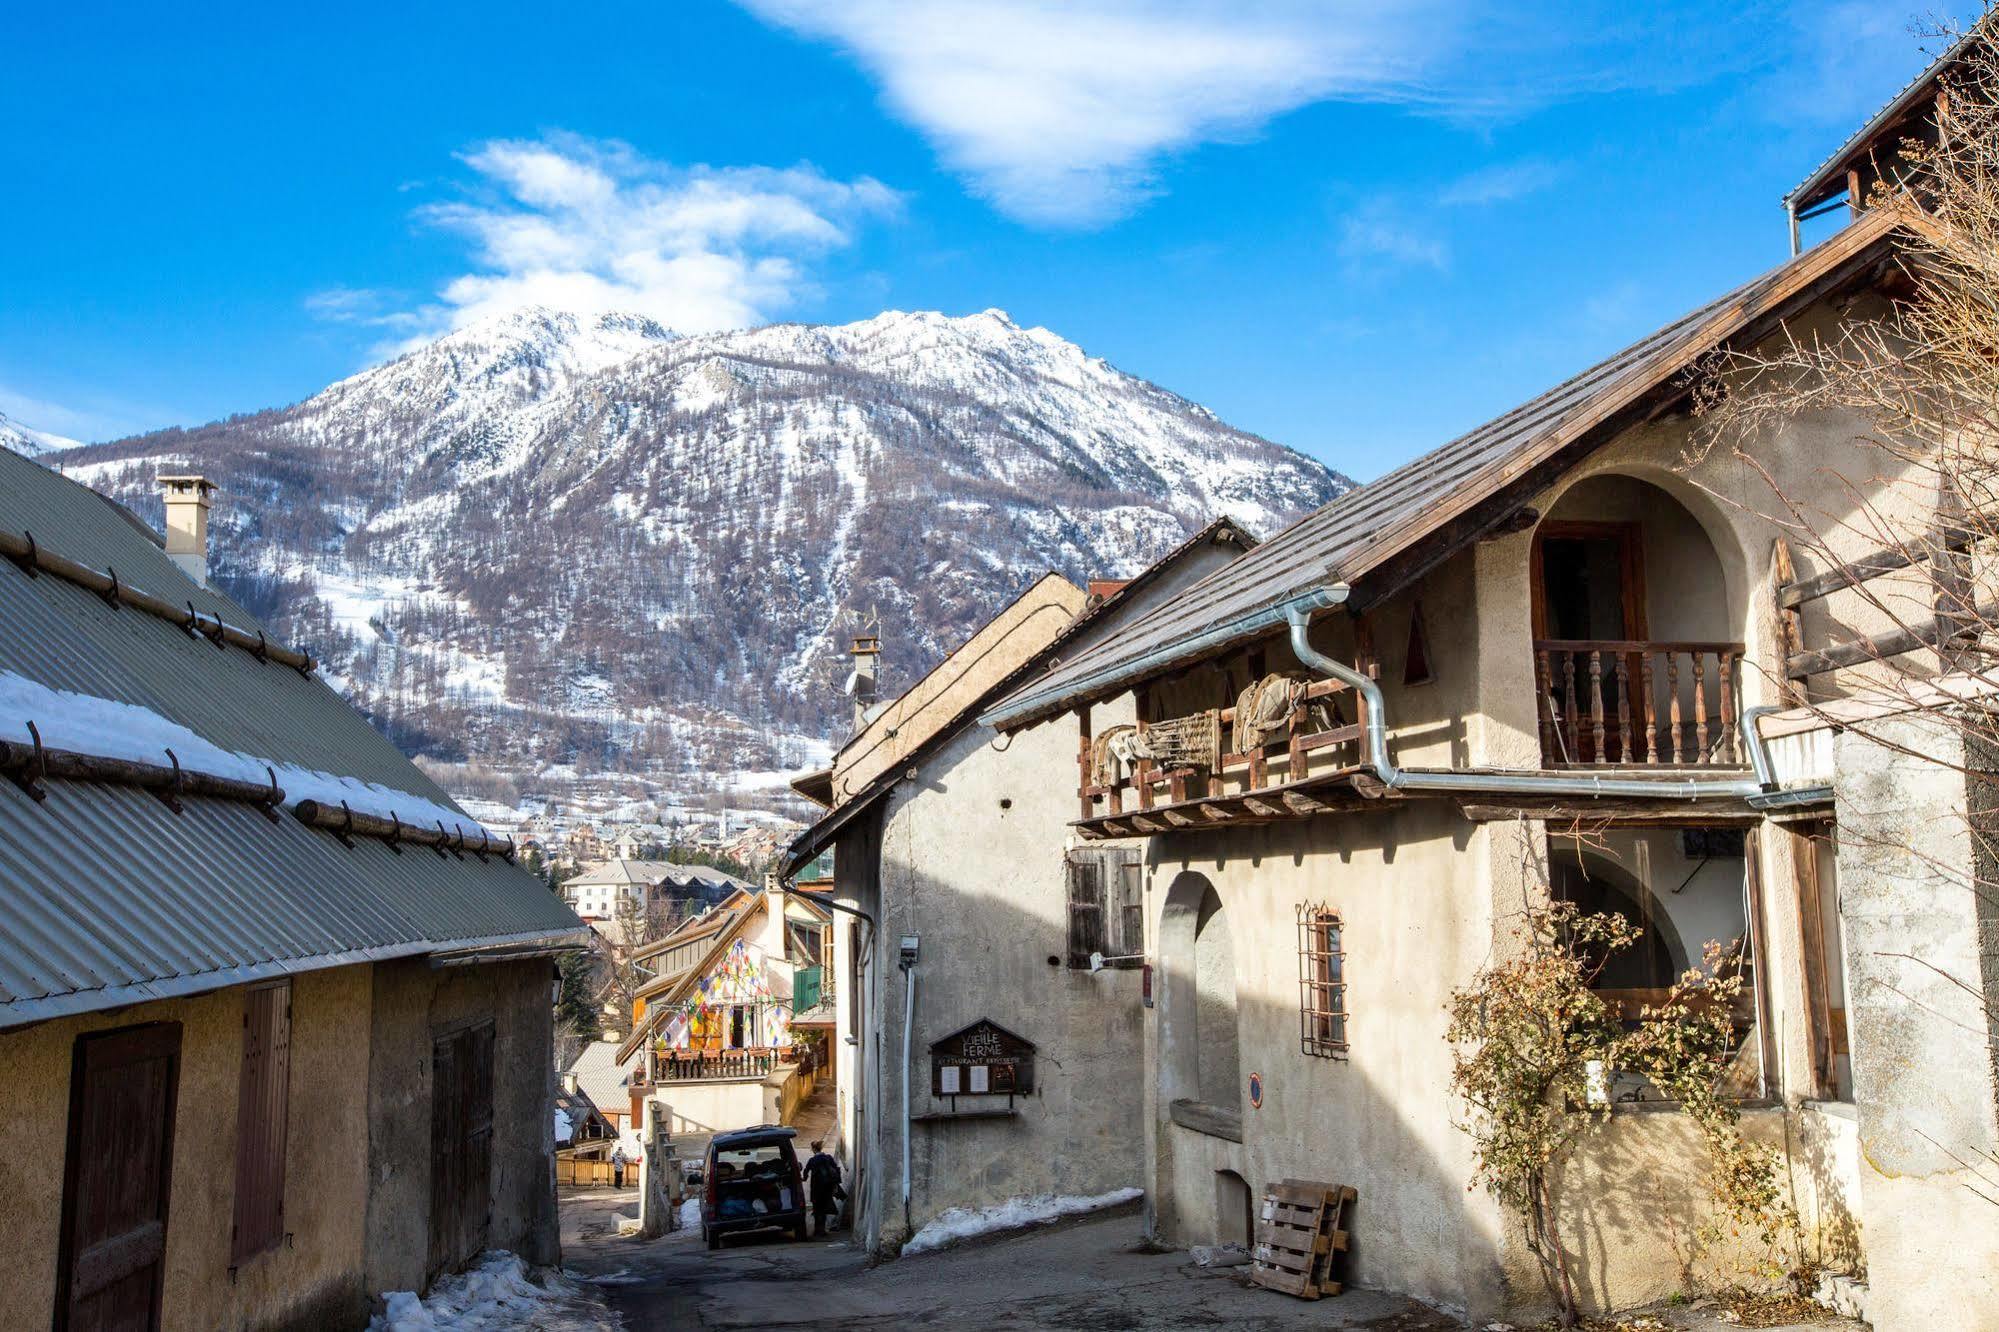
[978, 68, 1999, 1325]
[0, 453, 585, 1330]
[782, 521, 1254, 1252]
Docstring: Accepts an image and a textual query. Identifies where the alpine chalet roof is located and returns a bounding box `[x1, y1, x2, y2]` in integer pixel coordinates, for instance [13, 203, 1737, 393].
[984, 207, 1906, 731]
[1786, 20, 1983, 213]
[0, 450, 584, 1027]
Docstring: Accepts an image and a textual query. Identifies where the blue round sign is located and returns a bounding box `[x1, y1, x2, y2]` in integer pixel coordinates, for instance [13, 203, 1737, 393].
[1248, 1072, 1264, 1109]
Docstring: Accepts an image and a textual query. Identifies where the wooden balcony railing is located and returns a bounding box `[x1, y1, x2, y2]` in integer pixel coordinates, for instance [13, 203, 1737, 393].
[1534, 640, 1747, 768]
[1078, 676, 1365, 822]
[643, 1047, 779, 1083]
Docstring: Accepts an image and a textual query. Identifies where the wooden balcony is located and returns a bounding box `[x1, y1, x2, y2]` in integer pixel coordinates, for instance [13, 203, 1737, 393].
[1075, 677, 1369, 839]
[642, 1047, 780, 1083]
[1534, 640, 1747, 768]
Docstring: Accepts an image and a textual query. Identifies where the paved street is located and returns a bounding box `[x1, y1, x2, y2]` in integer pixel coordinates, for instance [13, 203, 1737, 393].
[560, 1189, 1871, 1332]
[561, 1195, 1461, 1331]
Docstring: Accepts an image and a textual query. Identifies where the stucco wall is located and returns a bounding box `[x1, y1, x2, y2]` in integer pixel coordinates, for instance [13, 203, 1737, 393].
[868, 701, 1148, 1249]
[0, 966, 375, 1331]
[1833, 715, 1999, 1329]
[361, 956, 558, 1296]
[648, 1064, 802, 1160]
[1145, 802, 1510, 1315]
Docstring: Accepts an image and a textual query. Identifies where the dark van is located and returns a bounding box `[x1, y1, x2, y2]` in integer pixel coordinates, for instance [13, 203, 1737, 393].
[702, 1125, 808, 1248]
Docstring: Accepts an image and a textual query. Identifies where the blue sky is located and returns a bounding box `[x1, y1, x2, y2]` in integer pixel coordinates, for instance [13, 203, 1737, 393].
[0, 2, 1978, 479]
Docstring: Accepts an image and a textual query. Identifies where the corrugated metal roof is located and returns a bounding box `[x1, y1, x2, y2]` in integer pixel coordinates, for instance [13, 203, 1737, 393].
[984, 209, 1905, 730]
[1786, 21, 1982, 211]
[562, 1039, 632, 1115]
[0, 451, 583, 1026]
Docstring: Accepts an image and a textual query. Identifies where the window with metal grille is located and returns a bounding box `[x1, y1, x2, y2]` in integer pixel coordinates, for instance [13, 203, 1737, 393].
[232, 979, 291, 1263]
[1298, 906, 1348, 1056]
[1067, 848, 1143, 968]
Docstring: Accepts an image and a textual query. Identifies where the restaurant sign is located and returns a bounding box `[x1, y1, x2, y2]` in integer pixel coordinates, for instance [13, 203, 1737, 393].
[930, 1018, 1036, 1096]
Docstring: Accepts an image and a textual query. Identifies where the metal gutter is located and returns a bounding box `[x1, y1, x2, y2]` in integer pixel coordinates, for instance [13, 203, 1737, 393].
[981, 584, 1351, 731]
[1283, 606, 1783, 803]
[1746, 784, 1834, 812]
[0, 925, 592, 1031]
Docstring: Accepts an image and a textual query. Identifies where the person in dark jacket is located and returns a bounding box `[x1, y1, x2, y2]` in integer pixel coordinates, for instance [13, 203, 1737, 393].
[802, 1140, 845, 1237]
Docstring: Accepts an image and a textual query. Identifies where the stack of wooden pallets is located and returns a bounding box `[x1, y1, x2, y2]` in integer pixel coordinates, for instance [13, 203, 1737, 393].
[1249, 1179, 1355, 1300]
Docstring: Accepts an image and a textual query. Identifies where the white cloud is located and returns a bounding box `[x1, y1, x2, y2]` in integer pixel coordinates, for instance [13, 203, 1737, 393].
[742, 0, 1444, 226]
[322, 134, 901, 348]
[1338, 200, 1449, 274]
[737, 1, 1777, 227]
[1438, 159, 1564, 208]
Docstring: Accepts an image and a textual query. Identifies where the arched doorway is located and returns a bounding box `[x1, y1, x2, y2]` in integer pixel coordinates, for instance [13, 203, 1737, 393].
[1531, 474, 1744, 768]
[1159, 872, 1240, 1116]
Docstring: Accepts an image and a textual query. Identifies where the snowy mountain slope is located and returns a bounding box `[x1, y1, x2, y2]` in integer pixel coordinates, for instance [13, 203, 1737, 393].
[58, 306, 1350, 792]
[0, 410, 82, 456]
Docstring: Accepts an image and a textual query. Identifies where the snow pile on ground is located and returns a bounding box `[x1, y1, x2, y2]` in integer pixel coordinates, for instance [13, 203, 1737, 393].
[901, 1188, 1143, 1256]
[678, 1197, 702, 1232]
[370, 1252, 620, 1331]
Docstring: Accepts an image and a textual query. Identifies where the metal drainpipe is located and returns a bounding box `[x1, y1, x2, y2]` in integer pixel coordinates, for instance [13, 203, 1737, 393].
[899, 959, 916, 1237]
[1283, 606, 1782, 801]
[1788, 201, 1801, 258]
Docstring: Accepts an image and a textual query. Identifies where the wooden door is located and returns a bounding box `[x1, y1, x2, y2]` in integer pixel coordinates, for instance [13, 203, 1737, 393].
[55, 1023, 183, 1332]
[427, 1022, 495, 1279]
[1533, 521, 1649, 762]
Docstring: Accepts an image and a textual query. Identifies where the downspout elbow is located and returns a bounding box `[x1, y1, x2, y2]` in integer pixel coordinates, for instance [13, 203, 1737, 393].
[1285, 603, 1402, 790]
[1739, 705, 1781, 792]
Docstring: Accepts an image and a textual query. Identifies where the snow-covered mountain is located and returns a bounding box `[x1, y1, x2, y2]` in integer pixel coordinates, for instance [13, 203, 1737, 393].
[57, 306, 1350, 800]
[0, 410, 82, 456]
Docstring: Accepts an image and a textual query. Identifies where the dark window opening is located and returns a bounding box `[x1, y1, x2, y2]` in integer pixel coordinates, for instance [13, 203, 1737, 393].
[1403, 603, 1434, 686]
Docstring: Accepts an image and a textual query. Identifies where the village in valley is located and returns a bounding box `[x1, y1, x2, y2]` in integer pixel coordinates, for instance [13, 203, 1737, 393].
[8, 6, 1999, 1332]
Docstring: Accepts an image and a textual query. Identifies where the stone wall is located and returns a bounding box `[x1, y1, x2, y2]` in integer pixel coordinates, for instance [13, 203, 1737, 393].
[1834, 714, 1999, 1329]
[361, 956, 559, 1296]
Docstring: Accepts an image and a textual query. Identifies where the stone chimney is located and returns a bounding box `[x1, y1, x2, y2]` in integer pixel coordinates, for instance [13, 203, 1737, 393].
[157, 475, 216, 585]
[849, 628, 880, 732]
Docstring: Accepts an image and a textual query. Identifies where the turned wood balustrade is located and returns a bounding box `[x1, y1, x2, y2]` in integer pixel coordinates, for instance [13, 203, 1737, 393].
[1532, 639, 1747, 768]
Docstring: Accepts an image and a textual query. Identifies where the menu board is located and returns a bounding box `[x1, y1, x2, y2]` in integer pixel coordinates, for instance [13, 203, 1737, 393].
[930, 1018, 1036, 1097]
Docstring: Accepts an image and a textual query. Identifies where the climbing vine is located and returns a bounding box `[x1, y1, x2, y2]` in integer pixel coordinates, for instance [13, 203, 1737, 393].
[1446, 903, 1793, 1326]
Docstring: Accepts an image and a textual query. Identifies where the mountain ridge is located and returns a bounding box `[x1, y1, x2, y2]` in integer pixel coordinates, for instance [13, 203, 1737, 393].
[53, 305, 1352, 814]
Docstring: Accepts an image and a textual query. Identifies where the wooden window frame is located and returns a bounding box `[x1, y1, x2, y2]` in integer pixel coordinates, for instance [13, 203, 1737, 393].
[1298, 905, 1348, 1057]
[1067, 848, 1144, 969]
[1529, 519, 1650, 643]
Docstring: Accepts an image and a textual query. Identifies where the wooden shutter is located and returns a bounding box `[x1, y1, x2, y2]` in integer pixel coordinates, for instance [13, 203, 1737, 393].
[56, 1022, 182, 1332]
[428, 1021, 496, 1278]
[1116, 852, 1145, 964]
[231, 980, 291, 1262]
[1066, 854, 1106, 968]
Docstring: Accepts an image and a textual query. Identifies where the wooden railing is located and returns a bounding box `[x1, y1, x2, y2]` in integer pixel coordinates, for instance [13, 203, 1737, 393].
[1077, 676, 1365, 820]
[643, 1047, 780, 1083]
[1534, 640, 1747, 768]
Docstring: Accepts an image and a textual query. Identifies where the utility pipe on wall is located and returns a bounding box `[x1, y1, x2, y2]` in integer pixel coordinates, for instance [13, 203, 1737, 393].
[899, 958, 917, 1237]
[1282, 606, 1782, 801]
